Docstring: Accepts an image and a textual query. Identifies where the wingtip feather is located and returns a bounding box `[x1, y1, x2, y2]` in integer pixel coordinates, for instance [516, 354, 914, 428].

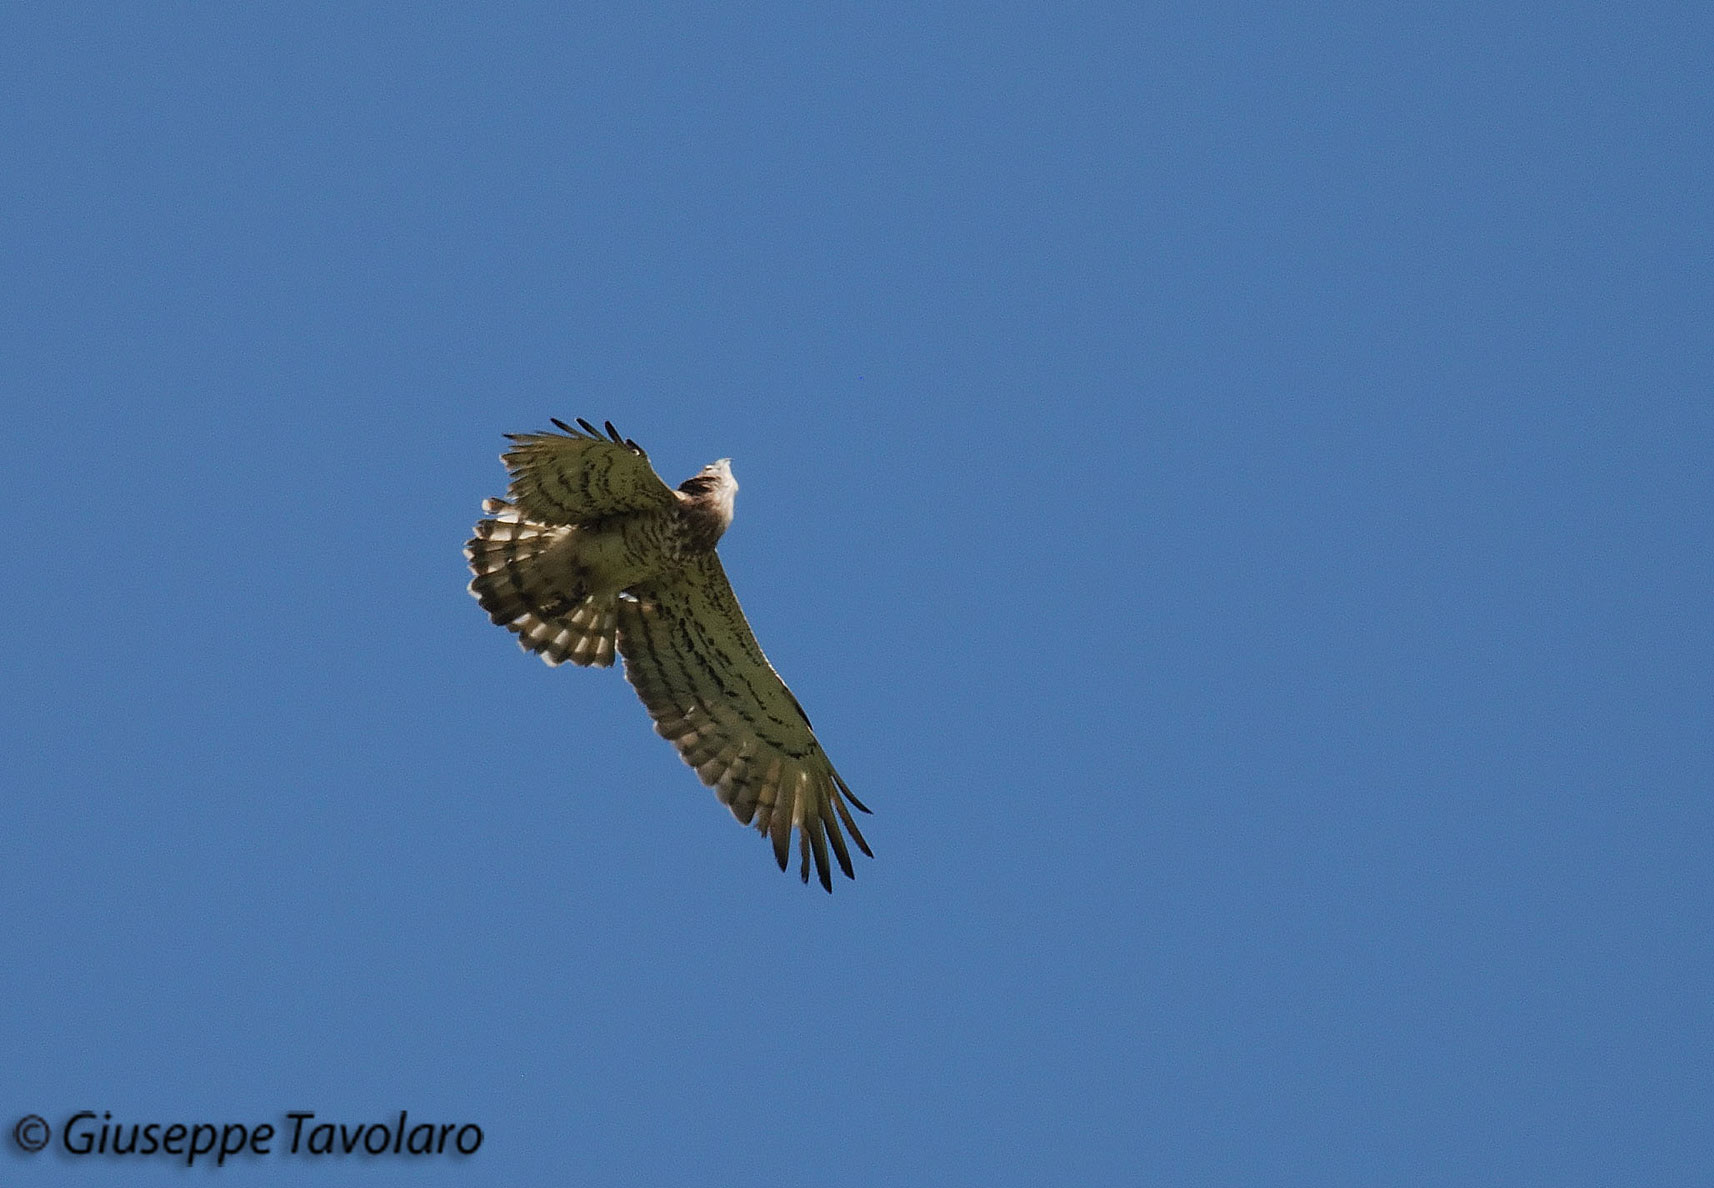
[820, 788, 856, 880]
[834, 772, 873, 815]
[832, 793, 873, 859]
[807, 814, 833, 891]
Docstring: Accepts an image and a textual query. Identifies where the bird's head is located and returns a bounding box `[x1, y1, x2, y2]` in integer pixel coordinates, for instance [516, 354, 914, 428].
[678, 458, 738, 543]
[682, 457, 736, 491]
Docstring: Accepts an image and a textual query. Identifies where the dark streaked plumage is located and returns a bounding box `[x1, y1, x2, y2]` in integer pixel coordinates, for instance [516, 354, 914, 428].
[464, 419, 871, 891]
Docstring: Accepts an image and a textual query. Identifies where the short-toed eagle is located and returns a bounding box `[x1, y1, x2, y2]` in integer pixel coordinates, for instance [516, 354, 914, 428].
[466, 419, 872, 891]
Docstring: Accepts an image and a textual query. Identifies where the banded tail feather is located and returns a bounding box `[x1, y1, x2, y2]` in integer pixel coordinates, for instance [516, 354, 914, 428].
[465, 500, 620, 667]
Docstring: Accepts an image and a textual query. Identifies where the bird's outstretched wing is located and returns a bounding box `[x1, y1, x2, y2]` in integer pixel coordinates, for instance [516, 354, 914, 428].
[616, 553, 873, 891]
[498, 418, 676, 525]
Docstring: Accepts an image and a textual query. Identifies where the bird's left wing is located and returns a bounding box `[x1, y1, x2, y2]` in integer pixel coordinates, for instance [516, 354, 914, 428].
[615, 553, 872, 891]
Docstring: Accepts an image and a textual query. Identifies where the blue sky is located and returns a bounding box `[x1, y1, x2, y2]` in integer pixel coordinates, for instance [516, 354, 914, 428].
[2, 3, 1709, 1184]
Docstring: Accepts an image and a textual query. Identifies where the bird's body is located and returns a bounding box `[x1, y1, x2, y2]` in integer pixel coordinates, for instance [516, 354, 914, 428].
[465, 419, 871, 890]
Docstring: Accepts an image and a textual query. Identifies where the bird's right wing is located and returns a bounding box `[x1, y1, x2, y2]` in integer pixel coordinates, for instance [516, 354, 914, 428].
[496, 418, 677, 525]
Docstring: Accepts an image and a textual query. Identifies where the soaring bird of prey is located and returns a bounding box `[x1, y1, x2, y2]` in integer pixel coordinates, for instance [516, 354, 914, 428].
[465, 418, 872, 891]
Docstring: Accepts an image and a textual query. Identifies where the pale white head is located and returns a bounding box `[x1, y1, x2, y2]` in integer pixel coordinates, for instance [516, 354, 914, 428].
[677, 458, 738, 548]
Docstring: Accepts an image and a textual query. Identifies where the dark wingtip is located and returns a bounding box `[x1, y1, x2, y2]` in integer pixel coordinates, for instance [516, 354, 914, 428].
[605, 420, 623, 443]
[550, 417, 575, 434]
[822, 795, 856, 881]
[575, 417, 600, 437]
[831, 792, 873, 859]
[834, 773, 873, 815]
[807, 819, 833, 891]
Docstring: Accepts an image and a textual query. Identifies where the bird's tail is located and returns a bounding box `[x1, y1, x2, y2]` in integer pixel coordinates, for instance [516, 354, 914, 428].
[465, 498, 620, 667]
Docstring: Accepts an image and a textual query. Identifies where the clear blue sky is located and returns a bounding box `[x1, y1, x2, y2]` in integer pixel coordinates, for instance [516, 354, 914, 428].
[3, 3, 1709, 1185]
